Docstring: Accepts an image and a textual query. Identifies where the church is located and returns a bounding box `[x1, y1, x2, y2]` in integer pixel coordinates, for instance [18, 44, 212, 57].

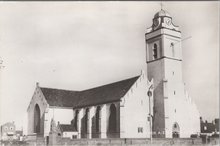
[27, 9, 200, 139]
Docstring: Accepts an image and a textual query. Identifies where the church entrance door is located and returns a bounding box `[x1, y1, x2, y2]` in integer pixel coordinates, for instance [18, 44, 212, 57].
[172, 122, 180, 138]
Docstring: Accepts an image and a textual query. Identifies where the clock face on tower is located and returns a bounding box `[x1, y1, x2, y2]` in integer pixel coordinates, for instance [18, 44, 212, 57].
[153, 18, 161, 30]
[164, 18, 172, 26]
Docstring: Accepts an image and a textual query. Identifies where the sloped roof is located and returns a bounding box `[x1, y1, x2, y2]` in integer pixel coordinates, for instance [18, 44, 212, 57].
[40, 76, 139, 108]
[59, 124, 76, 132]
[40, 88, 80, 107]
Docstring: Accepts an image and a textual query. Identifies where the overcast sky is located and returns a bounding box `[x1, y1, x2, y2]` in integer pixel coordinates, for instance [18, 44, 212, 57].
[0, 2, 219, 130]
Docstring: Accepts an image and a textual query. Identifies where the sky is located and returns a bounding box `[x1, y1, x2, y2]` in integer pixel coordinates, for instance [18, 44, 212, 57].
[0, 2, 219, 131]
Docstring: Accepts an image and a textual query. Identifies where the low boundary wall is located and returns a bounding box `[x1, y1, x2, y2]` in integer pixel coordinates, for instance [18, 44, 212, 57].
[21, 136, 219, 146]
[55, 137, 219, 146]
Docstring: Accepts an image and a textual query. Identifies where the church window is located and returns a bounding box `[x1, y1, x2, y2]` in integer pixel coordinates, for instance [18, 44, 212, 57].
[4, 127, 8, 130]
[138, 127, 143, 133]
[74, 110, 79, 131]
[174, 91, 176, 95]
[34, 104, 41, 134]
[85, 108, 89, 134]
[171, 43, 175, 57]
[173, 71, 175, 75]
[108, 104, 117, 134]
[153, 43, 158, 59]
[141, 100, 143, 105]
[10, 127, 13, 130]
[95, 106, 101, 133]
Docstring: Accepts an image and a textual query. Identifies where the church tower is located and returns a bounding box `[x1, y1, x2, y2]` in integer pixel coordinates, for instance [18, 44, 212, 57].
[145, 9, 200, 138]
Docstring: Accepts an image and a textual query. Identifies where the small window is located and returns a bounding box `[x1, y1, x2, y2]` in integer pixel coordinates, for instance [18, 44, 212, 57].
[72, 135, 77, 139]
[171, 43, 175, 57]
[138, 127, 143, 133]
[173, 71, 174, 75]
[174, 91, 176, 95]
[153, 44, 158, 59]
[10, 127, 13, 130]
[5, 127, 8, 130]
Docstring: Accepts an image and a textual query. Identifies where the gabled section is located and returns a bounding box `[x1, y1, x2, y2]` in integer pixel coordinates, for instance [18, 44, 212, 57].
[27, 83, 48, 112]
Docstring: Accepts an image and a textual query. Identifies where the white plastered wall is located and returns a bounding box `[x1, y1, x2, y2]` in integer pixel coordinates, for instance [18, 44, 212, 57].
[120, 72, 152, 138]
[27, 86, 48, 136]
[163, 58, 200, 138]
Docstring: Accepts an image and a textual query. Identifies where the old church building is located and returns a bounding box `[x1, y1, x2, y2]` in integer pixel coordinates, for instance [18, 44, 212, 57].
[27, 9, 200, 139]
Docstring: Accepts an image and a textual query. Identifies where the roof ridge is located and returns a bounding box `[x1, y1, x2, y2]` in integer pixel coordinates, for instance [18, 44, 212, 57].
[39, 75, 140, 93]
[81, 75, 140, 92]
[40, 87, 79, 92]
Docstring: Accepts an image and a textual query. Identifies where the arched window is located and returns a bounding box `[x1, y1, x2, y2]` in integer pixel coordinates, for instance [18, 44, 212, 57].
[172, 122, 180, 138]
[108, 104, 117, 133]
[153, 44, 158, 59]
[34, 104, 41, 133]
[74, 110, 79, 131]
[95, 106, 101, 133]
[85, 108, 89, 134]
[171, 43, 175, 57]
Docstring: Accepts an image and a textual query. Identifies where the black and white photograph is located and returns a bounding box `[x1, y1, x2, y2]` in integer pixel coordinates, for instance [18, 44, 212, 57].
[0, 1, 219, 146]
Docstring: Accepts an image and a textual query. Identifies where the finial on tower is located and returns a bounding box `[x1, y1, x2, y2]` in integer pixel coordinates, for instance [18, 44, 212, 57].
[160, 1, 164, 10]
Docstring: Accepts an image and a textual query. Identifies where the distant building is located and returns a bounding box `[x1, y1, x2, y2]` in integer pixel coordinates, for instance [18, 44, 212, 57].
[0, 122, 16, 141]
[214, 119, 219, 132]
[200, 117, 219, 136]
[27, 9, 200, 139]
[57, 122, 78, 139]
[15, 130, 23, 140]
